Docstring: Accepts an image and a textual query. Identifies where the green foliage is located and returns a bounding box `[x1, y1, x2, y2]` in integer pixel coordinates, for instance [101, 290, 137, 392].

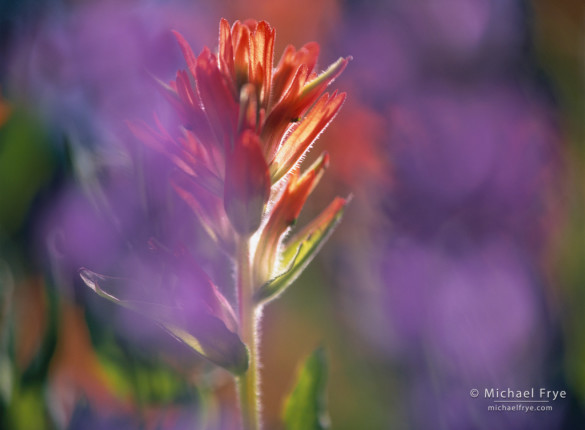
[4, 385, 53, 430]
[96, 341, 198, 406]
[0, 108, 56, 235]
[283, 347, 330, 430]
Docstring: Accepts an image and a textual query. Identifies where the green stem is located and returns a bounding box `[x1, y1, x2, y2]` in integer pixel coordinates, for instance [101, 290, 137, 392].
[237, 237, 260, 430]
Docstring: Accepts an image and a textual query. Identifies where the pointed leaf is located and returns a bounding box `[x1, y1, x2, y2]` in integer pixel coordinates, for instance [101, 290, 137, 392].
[79, 269, 248, 375]
[283, 347, 330, 430]
[255, 197, 348, 304]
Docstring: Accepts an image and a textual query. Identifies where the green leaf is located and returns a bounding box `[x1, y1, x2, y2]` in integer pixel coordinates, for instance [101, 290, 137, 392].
[283, 347, 330, 430]
[79, 269, 248, 375]
[0, 107, 56, 235]
[255, 197, 348, 304]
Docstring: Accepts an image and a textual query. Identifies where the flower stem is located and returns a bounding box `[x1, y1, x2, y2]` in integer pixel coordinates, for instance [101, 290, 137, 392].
[237, 237, 260, 430]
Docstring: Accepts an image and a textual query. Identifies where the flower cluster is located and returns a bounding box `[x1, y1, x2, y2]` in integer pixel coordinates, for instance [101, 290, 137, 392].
[82, 19, 350, 375]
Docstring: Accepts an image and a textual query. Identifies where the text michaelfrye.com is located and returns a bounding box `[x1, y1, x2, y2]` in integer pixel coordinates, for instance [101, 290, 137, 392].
[469, 387, 566, 413]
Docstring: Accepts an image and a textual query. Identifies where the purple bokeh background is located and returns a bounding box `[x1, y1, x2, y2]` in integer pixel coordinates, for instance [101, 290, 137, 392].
[0, 0, 572, 428]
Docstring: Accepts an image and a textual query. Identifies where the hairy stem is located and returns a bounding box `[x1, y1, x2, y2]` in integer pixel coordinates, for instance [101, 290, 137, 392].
[237, 237, 260, 430]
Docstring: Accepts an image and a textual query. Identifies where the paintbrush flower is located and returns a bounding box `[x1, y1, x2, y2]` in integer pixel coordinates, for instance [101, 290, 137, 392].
[138, 19, 350, 237]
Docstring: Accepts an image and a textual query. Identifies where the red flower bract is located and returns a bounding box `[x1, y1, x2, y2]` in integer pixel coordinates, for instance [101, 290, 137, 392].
[150, 19, 350, 238]
[84, 17, 351, 384]
[224, 130, 271, 235]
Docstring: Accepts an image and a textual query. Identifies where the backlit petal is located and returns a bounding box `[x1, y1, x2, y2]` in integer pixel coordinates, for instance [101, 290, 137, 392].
[270, 91, 346, 183]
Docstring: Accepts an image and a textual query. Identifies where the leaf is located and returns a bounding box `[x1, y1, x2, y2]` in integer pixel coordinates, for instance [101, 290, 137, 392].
[254, 197, 348, 304]
[283, 347, 330, 430]
[79, 269, 248, 375]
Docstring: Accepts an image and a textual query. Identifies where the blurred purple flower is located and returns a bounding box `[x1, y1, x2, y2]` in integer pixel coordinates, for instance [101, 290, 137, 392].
[397, 0, 525, 67]
[377, 237, 561, 429]
[8, 1, 216, 142]
[389, 83, 559, 244]
[383, 237, 543, 372]
[339, 0, 527, 103]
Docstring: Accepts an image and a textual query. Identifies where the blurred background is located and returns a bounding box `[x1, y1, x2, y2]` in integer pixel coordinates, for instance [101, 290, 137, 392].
[0, 0, 583, 429]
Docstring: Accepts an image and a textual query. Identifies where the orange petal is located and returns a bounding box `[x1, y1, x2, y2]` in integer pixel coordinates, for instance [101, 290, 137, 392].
[270, 91, 346, 182]
[219, 18, 235, 82]
[250, 21, 275, 107]
[232, 22, 251, 89]
[261, 64, 309, 159]
[271, 42, 320, 107]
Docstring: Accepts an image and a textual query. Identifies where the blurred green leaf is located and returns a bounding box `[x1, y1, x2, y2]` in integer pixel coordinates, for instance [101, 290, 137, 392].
[283, 347, 330, 430]
[97, 344, 197, 405]
[0, 107, 56, 234]
[0, 353, 12, 405]
[4, 385, 52, 430]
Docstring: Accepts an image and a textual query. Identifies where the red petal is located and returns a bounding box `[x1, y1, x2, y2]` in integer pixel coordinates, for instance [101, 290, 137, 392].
[223, 130, 270, 235]
[173, 70, 216, 147]
[195, 48, 239, 149]
[172, 30, 198, 78]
